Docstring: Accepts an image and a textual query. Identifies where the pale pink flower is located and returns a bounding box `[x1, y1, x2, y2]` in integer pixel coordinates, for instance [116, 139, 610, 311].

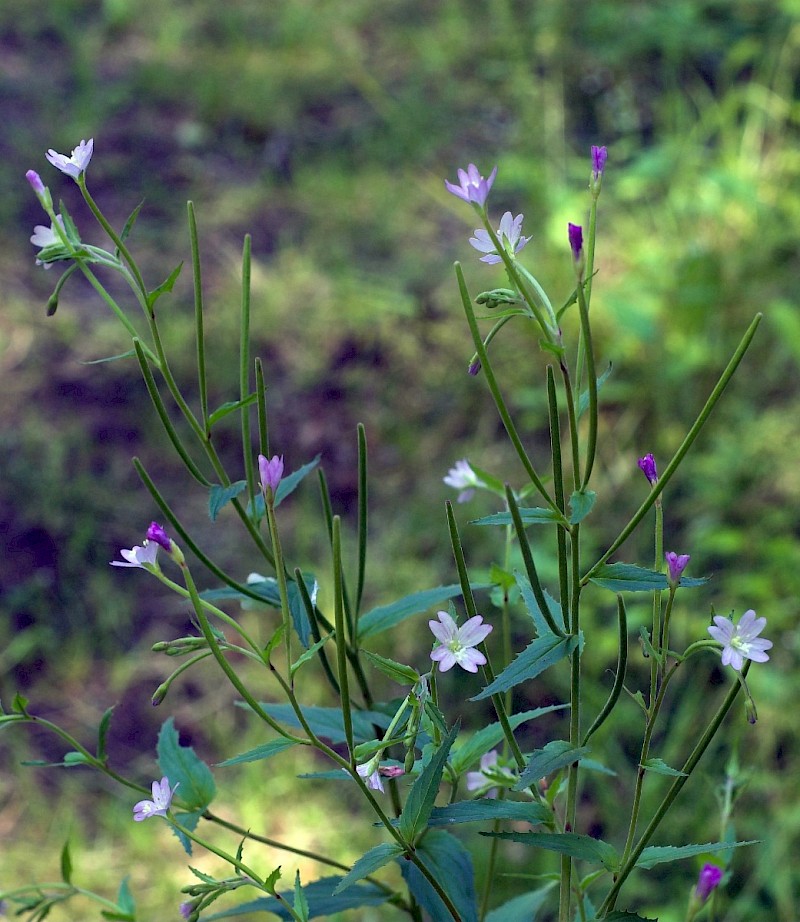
[132, 776, 178, 821]
[429, 610, 492, 673]
[445, 163, 497, 207]
[110, 541, 159, 569]
[708, 609, 773, 671]
[469, 211, 530, 264]
[45, 138, 94, 179]
[466, 749, 514, 798]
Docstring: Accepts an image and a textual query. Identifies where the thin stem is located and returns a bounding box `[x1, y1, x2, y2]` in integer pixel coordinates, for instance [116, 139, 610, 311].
[333, 517, 355, 759]
[356, 422, 368, 617]
[575, 278, 598, 488]
[547, 366, 571, 632]
[188, 202, 209, 429]
[582, 595, 627, 745]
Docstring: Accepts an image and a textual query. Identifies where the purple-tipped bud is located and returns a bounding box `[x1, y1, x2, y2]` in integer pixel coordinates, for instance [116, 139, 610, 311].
[591, 145, 608, 180]
[468, 359, 481, 376]
[146, 521, 172, 552]
[665, 551, 690, 586]
[258, 453, 284, 494]
[637, 453, 658, 485]
[695, 864, 723, 903]
[26, 170, 46, 196]
[568, 223, 583, 260]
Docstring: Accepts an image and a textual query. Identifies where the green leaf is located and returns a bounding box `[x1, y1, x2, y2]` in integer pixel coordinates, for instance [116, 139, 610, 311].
[635, 840, 759, 870]
[641, 758, 687, 778]
[256, 703, 390, 744]
[358, 584, 488, 641]
[485, 883, 556, 922]
[96, 706, 114, 763]
[147, 261, 183, 308]
[516, 741, 590, 789]
[208, 392, 258, 428]
[334, 843, 405, 894]
[263, 865, 283, 893]
[471, 507, 563, 527]
[424, 799, 551, 827]
[208, 481, 248, 522]
[568, 489, 596, 524]
[63, 750, 93, 766]
[450, 705, 569, 773]
[362, 650, 420, 686]
[230, 575, 315, 648]
[291, 633, 333, 677]
[116, 876, 136, 915]
[60, 840, 72, 884]
[600, 913, 658, 921]
[202, 877, 389, 919]
[157, 717, 216, 812]
[172, 808, 204, 856]
[589, 563, 708, 593]
[577, 364, 613, 419]
[638, 625, 664, 664]
[399, 724, 459, 843]
[485, 832, 619, 871]
[118, 200, 144, 246]
[12, 693, 30, 715]
[293, 870, 310, 921]
[471, 634, 579, 701]
[217, 738, 298, 767]
[399, 829, 478, 922]
[515, 574, 563, 638]
[79, 349, 137, 365]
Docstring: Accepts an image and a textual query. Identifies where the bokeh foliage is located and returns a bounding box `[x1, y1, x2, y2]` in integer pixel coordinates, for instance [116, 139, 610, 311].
[1, 0, 799, 918]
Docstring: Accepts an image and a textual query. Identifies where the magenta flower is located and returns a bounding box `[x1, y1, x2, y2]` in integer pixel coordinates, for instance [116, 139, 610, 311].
[568, 223, 583, 260]
[637, 453, 658, 485]
[695, 863, 723, 902]
[591, 145, 608, 180]
[258, 453, 284, 494]
[110, 541, 159, 569]
[469, 211, 531, 265]
[445, 163, 497, 208]
[665, 551, 690, 586]
[429, 610, 492, 673]
[146, 521, 172, 552]
[356, 761, 384, 793]
[443, 459, 484, 503]
[132, 776, 178, 821]
[708, 610, 773, 671]
[45, 138, 94, 179]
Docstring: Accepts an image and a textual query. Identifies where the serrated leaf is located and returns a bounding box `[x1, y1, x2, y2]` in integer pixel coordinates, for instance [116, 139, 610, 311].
[635, 839, 759, 870]
[147, 261, 183, 308]
[471, 634, 579, 701]
[601, 912, 657, 921]
[515, 574, 563, 638]
[568, 489, 596, 524]
[424, 799, 551, 827]
[208, 392, 258, 428]
[217, 738, 298, 767]
[96, 706, 114, 763]
[172, 809, 204, 856]
[399, 724, 458, 842]
[293, 870, 310, 921]
[485, 832, 619, 871]
[589, 563, 708, 593]
[516, 741, 590, 789]
[255, 703, 391, 744]
[399, 829, 478, 922]
[334, 843, 405, 894]
[263, 865, 283, 893]
[208, 481, 247, 522]
[471, 507, 564, 527]
[362, 650, 420, 685]
[202, 877, 389, 919]
[60, 840, 72, 884]
[641, 758, 687, 778]
[358, 584, 488, 641]
[450, 705, 569, 773]
[484, 883, 557, 922]
[157, 717, 216, 812]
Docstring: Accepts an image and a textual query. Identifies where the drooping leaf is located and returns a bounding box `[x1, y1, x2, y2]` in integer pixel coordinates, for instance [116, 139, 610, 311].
[515, 741, 590, 789]
[484, 832, 619, 871]
[217, 738, 298, 767]
[515, 574, 563, 638]
[157, 717, 216, 812]
[202, 877, 389, 919]
[255, 703, 390, 744]
[641, 758, 687, 778]
[484, 883, 557, 922]
[399, 724, 459, 843]
[589, 563, 708, 593]
[362, 650, 420, 686]
[208, 481, 248, 522]
[399, 829, 478, 922]
[333, 843, 405, 894]
[358, 584, 488, 641]
[568, 489, 597, 524]
[471, 634, 579, 701]
[635, 840, 759, 870]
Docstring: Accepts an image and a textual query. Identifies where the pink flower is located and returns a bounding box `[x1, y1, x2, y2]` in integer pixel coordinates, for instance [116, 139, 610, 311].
[443, 459, 484, 503]
[708, 609, 773, 671]
[146, 521, 171, 552]
[445, 163, 497, 208]
[469, 211, 531, 264]
[665, 551, 690, 586]
[258, 453, 284, 494]
[110, 541, 159, 569]
[45, 138, 94, 180]
[132, 776, 178, 821]
[429, 610, 492, 673]
[591, 145, 608, 181]
[356, 761, 384, 793]
[466, 749, 514, 798]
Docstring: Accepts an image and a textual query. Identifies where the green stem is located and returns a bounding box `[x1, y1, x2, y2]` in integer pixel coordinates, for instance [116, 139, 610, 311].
[333, 517, 355, 758]
[266, 495, 293, 678]
[575, 278, 598, 488]
[547, 366, 571, 632]
[582, 595, 627, 745]
[188, 201, 209, 429]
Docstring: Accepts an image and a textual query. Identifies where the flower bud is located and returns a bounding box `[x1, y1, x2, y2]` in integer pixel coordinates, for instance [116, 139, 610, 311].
[475, 288, 520, 308]
[665, 551, 690, 587]
[637, 453, 658, 485]
[146, 521, 172, 552]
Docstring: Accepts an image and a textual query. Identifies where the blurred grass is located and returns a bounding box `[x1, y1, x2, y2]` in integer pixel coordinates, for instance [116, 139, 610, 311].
[1, 0, 800, 918]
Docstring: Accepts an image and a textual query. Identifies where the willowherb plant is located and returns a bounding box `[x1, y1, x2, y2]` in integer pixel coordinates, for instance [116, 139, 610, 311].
[1, 138, 772, 921]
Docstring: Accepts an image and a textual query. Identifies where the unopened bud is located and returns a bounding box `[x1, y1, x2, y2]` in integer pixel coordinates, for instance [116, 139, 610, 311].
[475, 288, 519, 309]
[151, 682, 169, 706]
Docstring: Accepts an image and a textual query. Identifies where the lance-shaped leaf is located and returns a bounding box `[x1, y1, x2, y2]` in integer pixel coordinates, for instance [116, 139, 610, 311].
[422, 799, 551, 827]
[399, 830, 478, 922]
[362, 650, 420, 686]
[640, 757, 686, 778]
[253, 703, 391, 744]
[357, 583, 488, 640]
[333, 843, 405, 894]
[470, 507, 564, 527]
[471, 634, 579, 701]
[516, 573, 563, 638]
[157, 717, 216, 812]
[483, 831, 619, 872]
[399, 724, 459, 843]
[485, 883, 556, 922]
[589, 563, 707, 593]
[635, 839, 759, 870]
[515, 740, 590, 790]
[208, 393, 257, 428]
[217, 738, 298, 767]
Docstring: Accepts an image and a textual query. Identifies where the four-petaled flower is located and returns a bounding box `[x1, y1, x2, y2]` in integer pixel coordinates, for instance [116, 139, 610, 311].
[45, 138, 94, 179]
[708, 609, 773, 671]
[356, 761, 384, 793]
[591, 145, 608, 181]
[445, 163, 497, 208]
[429, 610, 492, 673]
[637, 453, 658, 485]
[466, 749, 514, 798]
[258, 453, 284, 495]
[110, 541, 159, 569]
[665, 551, 690, 586]
[469, 211, 531, 265]
[132, 776, 179, 821]
[443, 459, 484, 503]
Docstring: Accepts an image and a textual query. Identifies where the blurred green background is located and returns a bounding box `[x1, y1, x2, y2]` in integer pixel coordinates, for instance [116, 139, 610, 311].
[1, 0, 799, 918]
